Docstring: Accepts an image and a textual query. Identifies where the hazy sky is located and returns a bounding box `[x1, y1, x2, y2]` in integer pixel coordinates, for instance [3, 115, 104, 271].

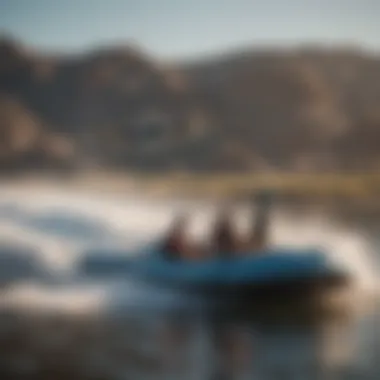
[1, 0, 379, 59]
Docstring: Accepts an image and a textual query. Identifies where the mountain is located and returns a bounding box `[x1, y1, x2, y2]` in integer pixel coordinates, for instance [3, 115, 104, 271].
[1, 37, 380, 174]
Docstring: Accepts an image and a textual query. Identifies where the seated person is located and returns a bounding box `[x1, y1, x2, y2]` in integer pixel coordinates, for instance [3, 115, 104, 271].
[211, 208, 240, 258]
[159, 214, 205, 261]
[159, 214, 190, 260]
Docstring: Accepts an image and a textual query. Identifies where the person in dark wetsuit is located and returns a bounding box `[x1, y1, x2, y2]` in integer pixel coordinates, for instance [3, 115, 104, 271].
[160, 214, 191, 261]
[211, 207, 240, 258]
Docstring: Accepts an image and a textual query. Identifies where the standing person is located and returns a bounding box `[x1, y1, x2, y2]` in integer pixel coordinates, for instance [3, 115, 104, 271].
[244, 191, 273, 253]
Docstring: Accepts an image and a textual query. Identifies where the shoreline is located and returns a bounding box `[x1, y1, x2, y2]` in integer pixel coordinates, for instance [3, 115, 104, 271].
[1, 171, 380, 204]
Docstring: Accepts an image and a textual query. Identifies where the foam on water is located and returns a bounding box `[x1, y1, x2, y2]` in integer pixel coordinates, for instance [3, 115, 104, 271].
[0, 281, 107, 316]
[272, 213, 378, 294]
[0, 184, 378, 316]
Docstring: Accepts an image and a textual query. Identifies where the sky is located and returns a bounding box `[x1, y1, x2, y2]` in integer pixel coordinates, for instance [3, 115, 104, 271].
[0, 0, 379, 60]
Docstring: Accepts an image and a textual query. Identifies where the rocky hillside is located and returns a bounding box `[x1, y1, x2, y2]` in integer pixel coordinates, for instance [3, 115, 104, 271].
[1, 37, 380, 173]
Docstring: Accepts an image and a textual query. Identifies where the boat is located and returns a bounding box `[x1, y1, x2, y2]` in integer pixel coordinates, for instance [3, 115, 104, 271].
[80, 246, 349, 301]
[79, 193, 351, 320]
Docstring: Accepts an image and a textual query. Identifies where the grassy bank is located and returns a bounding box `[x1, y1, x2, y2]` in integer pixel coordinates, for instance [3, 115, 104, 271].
[135, 172, 380, 200]
[2, 171, 380, 201]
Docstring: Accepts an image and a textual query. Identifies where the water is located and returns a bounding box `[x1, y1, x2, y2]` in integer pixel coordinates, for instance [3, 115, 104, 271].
[0, 183, 379, 379]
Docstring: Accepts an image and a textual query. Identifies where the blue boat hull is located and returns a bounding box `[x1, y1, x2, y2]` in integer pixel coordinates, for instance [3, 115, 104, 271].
[142, 250, 347, 297]
[79, 248, 350, 322]
[81, 248, 349, 294]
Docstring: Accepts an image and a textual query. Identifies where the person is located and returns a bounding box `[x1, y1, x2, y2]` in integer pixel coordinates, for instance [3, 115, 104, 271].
[159, 214, 190, 261]
[211, 207, 240, 258]
[243, 191, 272, 253]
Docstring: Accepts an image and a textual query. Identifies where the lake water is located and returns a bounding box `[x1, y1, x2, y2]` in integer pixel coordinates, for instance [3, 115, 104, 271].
[0, 183, 379, 380]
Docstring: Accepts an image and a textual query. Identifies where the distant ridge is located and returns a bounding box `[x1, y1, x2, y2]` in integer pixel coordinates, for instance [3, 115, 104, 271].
[1, 37, 380, 173]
